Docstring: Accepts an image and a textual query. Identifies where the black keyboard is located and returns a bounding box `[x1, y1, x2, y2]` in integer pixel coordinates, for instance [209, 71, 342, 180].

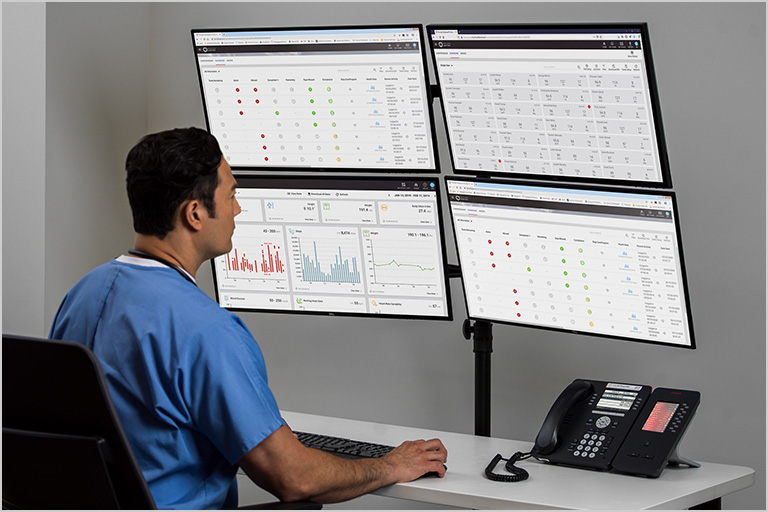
[295, 431, 395, 459]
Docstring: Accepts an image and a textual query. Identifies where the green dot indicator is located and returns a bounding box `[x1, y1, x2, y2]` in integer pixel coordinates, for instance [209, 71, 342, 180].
[563, 271, 568, 276]
[332, 122, 337, 127]
[585, 297, 591, 302]
[582, 272, 587, 278]
[308, 87, 313, 92]
[560, 247, 565, 251]
[527, 267, 532, 272]
[330, 110, 335, 116]
[312, 111, 316, 115]
[580, 260, 585, 265]
[327, 87, 332, 92]
[562, 259, 566, 264]
[328, 99, 334, 104]
[565, 283, 570, 288]
[584, 285, 589, 290]
[313, 123, 318, 127]
[310, 99, 315, 104]
[275, 111, 279, 115]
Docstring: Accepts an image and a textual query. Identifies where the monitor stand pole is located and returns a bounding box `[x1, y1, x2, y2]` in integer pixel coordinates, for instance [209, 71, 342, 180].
[463, 319, 493, 437]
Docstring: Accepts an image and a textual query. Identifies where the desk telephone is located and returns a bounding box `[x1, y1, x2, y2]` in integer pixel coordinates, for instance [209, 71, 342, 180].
[486, 379, 700, 481]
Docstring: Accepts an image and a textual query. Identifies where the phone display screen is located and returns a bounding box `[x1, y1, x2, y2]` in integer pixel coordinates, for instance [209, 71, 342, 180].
[641, 402, 679, 433]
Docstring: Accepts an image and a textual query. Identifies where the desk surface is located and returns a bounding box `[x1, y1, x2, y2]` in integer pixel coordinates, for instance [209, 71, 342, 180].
[280, 411, 754, 510]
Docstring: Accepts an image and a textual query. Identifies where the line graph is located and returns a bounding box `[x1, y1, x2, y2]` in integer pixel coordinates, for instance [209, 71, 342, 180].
[368, 235, 440, 287]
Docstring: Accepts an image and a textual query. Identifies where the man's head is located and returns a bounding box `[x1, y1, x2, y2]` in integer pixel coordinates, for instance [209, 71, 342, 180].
[126, 127, 222, 238]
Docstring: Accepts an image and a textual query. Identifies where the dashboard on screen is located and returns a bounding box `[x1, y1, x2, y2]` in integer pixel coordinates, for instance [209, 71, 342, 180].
[212, 176, 452, 319]
[192, 25, 439, 172]
[429, 24, 671, 187]
[446, 177, 694, 348]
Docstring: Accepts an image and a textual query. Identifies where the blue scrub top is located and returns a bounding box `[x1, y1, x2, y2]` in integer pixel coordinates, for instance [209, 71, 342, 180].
[50, 257, 285, 509]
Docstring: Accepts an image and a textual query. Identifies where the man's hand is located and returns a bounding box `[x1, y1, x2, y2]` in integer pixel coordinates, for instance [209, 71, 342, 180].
[382, 438, 448, 482]
[239, 425, 447, 503]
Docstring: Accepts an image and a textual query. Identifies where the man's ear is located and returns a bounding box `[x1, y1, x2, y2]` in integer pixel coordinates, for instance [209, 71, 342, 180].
[181, 199, 204, 232]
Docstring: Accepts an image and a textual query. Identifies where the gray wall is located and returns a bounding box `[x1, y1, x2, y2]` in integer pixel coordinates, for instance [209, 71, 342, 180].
[2, 2, 764, 509]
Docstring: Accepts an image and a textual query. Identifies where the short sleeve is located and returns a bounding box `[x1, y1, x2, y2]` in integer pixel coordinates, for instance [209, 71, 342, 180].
[180, 315, 285, 465]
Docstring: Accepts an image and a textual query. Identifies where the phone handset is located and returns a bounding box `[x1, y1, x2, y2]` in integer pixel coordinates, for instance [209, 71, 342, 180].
[484, 379, 594, 482]
[533, 379, 594, 457]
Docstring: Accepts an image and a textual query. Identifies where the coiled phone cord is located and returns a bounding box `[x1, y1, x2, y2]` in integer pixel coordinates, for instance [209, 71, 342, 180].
[484, 451, 534, 482]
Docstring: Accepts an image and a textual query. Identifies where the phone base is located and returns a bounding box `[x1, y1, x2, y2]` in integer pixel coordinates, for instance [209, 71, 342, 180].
[668, 446, 701, 469]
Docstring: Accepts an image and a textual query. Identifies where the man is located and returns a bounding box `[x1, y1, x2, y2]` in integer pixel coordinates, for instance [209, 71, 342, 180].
[49, 127, 447, 509]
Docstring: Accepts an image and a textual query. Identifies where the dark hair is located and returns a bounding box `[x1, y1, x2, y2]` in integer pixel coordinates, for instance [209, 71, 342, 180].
[126, 127, 222, 238]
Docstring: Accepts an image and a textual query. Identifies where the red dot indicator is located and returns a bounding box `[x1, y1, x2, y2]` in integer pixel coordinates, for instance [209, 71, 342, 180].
[517, 313, 521, 317]
[588, 105, 591, 109]
[264, 157, 269, 161]
[505, 241, 510, 246]
[253, 88, 258, 92]
[492, 263, 496, 268]
[262, 145, 267, 150]
[513, 289, 518, 294]
[239, 111, 243, 115]
[490, 251, 494, 256]
[488, 239, 492, 244]
[498, 159, 502, 163]
[238, 99, 242, 104]
[515, 301, 519, 306]
[255, 99, 260, 104]
[507, 253, 512, 258]
[261, 134, 265, 138]
[236, 88, 240, 92]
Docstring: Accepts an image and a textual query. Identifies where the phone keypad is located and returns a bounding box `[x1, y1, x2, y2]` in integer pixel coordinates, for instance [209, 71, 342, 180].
[569, 430, 614, 459]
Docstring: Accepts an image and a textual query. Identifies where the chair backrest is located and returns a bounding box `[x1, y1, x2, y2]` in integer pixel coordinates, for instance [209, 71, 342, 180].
[2, 334, 156, 509]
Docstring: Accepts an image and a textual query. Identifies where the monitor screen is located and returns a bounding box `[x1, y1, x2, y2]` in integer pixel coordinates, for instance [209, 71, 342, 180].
[192, 25, 439, 172]
[212, 176, 452, 319]
[429, 24, 671, 187]
[446, 177, 694, 348]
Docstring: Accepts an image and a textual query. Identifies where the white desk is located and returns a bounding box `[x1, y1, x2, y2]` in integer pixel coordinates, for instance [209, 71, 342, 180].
[248, 411, 754, 510]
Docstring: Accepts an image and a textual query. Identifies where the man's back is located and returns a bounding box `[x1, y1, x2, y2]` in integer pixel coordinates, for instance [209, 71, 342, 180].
[49, 256, 284, 509]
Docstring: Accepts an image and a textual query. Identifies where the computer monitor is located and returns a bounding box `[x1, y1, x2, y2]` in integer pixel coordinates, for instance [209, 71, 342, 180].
[212, 176, 452, 319]
[446, 177, 694, 348]
[192, 25, 439, 172]
[429, 24, 671, 187]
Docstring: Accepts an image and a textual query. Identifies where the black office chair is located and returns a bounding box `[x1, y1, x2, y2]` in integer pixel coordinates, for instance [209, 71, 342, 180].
[2, 335, 320, 510]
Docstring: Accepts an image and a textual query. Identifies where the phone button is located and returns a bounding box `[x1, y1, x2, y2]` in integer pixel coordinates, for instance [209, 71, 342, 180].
[595, 416, 611, 428]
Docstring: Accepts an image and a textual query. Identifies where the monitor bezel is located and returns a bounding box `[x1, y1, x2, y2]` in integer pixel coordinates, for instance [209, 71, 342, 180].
[191, 24, 441, 174]
[210, 173, 454, 321]
[428, 22, 673, 189]
[444, 175, 695, 349]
